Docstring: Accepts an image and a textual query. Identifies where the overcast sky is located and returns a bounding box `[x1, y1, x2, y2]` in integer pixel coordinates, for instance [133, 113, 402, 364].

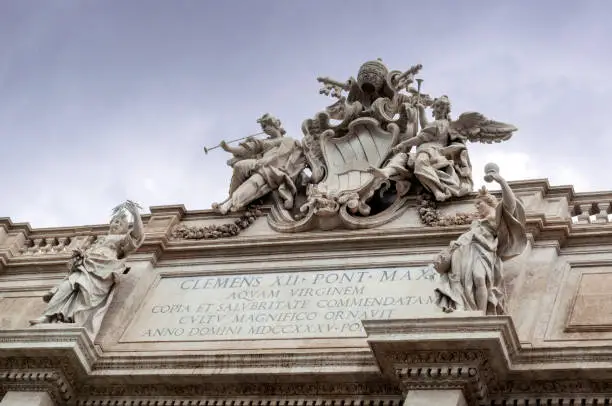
[1, 1, 610, 228]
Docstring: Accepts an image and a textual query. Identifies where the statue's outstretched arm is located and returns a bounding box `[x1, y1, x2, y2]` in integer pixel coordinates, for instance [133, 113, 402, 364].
[130, 207, 144, 242]
[486, 167, 517, 213]
[393, 126, 435, 152]
[118, 200, 144, 244]
[417, 104, 429, 129]
[220, 140, 255, 156]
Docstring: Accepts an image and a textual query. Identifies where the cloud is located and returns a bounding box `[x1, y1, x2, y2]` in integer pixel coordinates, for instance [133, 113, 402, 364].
[2, 106, 225, 228]
[0, 1, 610, 228]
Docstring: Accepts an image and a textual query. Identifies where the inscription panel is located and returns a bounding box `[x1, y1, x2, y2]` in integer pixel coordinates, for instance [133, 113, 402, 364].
[121, 267, 439, 342]
[566, 272, 612, 332]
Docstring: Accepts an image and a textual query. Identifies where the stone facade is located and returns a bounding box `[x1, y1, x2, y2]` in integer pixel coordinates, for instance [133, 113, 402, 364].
[3, 59, 612, 405]
[1, 181, 611, 405]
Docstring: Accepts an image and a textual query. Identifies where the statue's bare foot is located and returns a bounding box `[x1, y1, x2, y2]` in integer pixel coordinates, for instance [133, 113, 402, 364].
[433, 190, 451, 202]
[367, 166, 390, 179]
[29, 315, 51, 326]
[212, 200, 232, 215]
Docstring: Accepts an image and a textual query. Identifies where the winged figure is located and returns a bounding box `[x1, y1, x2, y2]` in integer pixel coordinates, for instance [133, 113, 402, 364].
[371, 95, 517, 201]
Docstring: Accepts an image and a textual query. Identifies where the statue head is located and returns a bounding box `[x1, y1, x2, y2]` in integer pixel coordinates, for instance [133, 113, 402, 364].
[257, 113, 286, 138]
[109, 210, 130, 235]
[475, 186, 498, 219]
[357, 59, 389, 94]
[432, 95, 451, 120]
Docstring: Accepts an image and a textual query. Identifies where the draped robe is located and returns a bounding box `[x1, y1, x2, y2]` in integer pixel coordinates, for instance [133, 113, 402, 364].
[42, 231, 143, 335]
[434, 199, 527, 315]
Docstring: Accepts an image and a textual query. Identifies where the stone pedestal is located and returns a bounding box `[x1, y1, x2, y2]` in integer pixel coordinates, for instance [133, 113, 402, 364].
[0, 391, 55, 406]
[404, 390, 467, 406]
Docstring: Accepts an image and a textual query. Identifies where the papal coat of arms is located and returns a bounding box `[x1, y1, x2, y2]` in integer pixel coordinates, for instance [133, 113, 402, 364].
[208, 59, 517, 232]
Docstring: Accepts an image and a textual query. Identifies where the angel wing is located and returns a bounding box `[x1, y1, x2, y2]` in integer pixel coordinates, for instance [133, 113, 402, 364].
[450, 112, 517, 144]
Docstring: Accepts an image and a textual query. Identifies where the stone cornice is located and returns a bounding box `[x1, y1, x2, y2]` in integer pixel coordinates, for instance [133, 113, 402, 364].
[6, 317, 612, 403]
[365, 315, 612, 405]
[0, 178, 608, 236]
[1, 179, 611, 271]
[0, 328, 94, 403]
[0, 217, 32, 234]
[3, 214, 611, 272]
[366, 315, 612, 377]
[157, 217, 572, 260]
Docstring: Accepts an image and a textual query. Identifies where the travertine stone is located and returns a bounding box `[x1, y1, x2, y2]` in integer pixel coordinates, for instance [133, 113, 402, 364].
[432, 165, 527, 315]
[1, 66, 612, 406]
[405, 390, 467, 406]
[94, 258, 157, 345]
[567, 272, 612, 332]
[121, 267, 439, 342]
[0, 391, 55, 406]
[577, 203, 595, 223]
[212, 114, 306, 215]
[0, 297, 48, 329]
[380, 98, 515, 203]
[0, 230, 25, 262]
[3, 58, 612, 406]
[197, 60, 520, 233]
[28, 201, 145, 338]
[594, 202, 612, 223]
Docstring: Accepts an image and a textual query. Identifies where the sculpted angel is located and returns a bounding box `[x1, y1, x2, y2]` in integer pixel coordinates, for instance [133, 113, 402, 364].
[29, 201, 144, 336]
[212, 114, 306, 214]
[371, 95, 517, 201]
[432, 165, 527, 315]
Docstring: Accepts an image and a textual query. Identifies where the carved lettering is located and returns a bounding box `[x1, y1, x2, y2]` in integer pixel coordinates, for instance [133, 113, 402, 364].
[122, 267, 439, 343]
[180, 276, 262, 290]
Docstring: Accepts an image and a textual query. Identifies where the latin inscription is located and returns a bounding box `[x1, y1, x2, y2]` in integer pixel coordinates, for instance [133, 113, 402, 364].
[122, 267, 439, 342]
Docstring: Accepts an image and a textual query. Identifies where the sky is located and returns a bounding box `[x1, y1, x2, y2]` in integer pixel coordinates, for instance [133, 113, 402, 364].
[0, 1, 610, 228]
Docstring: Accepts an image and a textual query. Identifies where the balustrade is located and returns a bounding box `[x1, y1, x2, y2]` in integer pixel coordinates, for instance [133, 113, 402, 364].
[571, 200, 612, 224]
[16, 235, 96, 257]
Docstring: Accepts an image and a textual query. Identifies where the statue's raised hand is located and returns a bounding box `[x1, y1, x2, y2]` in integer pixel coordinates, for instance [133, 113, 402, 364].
[393, 138, 415, 154]
[111, 200, 142, 218]
[124, 200, 142, 215]
[392, 145, 403, 154]
[483, 163, 503, 184]
[219, 140, 231, 152]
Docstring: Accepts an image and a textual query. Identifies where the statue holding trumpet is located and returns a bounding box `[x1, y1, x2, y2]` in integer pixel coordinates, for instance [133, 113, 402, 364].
[209, 113, 307, 214]
[200, 59, 522, 236]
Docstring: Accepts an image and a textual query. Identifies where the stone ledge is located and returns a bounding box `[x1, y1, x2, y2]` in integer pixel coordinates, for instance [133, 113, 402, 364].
[7, 317, 612, 403]
[364, 315, 612, 405]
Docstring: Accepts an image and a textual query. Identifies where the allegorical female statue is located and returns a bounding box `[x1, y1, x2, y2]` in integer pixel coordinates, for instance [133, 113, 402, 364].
[432, 164, 527, 315]
[372, 95, 517, 202]
[29, 200, 144, 336]
[212, 113, 306, 214]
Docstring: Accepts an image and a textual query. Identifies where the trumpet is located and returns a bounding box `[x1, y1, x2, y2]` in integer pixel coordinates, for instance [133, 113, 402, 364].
[396, 64, 423, 82]
[203, 132, 266, 154]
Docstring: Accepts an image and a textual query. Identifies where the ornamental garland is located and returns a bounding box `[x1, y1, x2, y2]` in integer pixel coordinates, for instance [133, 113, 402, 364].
[416, 194, 474, 227]
[171, 206, 263, 240]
